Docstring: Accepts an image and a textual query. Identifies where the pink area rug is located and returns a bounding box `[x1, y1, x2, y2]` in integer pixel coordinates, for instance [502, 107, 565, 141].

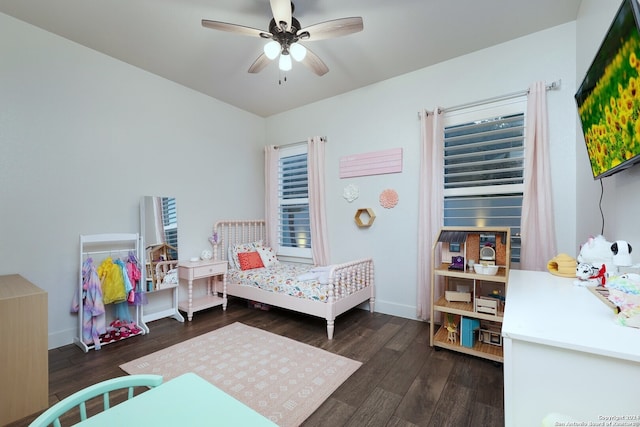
[120, 322, 361, 426]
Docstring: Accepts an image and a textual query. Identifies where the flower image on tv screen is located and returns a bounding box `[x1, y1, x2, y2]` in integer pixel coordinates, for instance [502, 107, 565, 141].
[575, 0, 640, 179]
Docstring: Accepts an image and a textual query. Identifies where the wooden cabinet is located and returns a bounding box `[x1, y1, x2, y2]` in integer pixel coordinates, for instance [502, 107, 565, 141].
[0, 275, 48, 425]
[429, 226, 511, 362]
[178, 259, 227, 321]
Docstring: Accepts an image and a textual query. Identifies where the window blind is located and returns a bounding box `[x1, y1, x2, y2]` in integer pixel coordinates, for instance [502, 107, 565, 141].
[278, 151, 311, 252]
[444, 113, 525, 189]
[443, 107, 525, 264]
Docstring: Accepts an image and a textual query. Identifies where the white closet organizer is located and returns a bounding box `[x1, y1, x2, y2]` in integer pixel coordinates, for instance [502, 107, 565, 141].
[76, 233, 149, 352]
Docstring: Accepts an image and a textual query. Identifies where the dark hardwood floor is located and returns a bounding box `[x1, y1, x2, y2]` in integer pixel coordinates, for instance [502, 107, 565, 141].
[9, 299, 504, 427]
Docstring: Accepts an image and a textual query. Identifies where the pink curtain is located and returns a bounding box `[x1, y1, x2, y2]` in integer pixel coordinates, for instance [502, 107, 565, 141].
[308, 136, 330, 266]
[417, 109, 444, 321]
[264, 145, 279, 250]
[520, 81, 557, 270]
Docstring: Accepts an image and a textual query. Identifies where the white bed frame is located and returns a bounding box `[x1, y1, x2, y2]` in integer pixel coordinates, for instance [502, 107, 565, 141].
[212, 220, 375, 339]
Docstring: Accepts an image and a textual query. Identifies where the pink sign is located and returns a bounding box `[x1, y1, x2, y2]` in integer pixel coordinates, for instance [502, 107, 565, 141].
[339, 148, 403, 178]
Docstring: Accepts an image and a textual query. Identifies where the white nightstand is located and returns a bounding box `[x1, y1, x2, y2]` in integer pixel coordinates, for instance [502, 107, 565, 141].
[177, 259, 227, 321]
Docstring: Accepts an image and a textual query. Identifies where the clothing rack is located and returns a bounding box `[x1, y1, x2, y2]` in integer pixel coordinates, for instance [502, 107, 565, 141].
[82, 249, 137, 257]
[75, 233, 148, 352]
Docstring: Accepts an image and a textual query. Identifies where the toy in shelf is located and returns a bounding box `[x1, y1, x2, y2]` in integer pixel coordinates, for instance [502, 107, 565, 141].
[478, 320, 503, 346]
[446, 313, 458, 344]
[461, 317, 481, 348]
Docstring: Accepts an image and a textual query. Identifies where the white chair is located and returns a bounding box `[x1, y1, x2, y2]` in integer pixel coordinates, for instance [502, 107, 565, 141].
[29, 374, 163, 427]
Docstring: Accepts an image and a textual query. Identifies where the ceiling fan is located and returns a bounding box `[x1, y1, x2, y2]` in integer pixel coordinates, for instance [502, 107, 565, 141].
[202, 0, 363, 76]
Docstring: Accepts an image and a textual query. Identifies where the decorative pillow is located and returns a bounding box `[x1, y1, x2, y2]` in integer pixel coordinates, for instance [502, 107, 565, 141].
[257, 246, 279, 267]
[231, 240, 263, 270]
[237, 251, 264, 271]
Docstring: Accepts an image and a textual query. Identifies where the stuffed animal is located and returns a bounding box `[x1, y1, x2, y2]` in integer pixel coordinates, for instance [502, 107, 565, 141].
[611, 240, 633, 267]
[577, 235, 616, 274]
[574, 262, 607, 286]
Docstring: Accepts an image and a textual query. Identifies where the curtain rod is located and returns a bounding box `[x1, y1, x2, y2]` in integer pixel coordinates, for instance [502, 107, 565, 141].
[273, 137, 327, 149]
[419, 80, 562, 117]
[274, 141, 306, 149]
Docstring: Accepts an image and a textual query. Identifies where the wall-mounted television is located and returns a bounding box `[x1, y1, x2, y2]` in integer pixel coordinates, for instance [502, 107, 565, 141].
[575, 0, 640, 179]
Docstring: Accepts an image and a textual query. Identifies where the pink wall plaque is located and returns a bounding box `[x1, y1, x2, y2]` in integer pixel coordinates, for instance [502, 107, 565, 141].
[339, 148, 403, 178]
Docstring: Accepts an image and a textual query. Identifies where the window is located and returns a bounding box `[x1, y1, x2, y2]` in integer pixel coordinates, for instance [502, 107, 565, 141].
[161, 197, 178, 259]
[277, 145, 312, 258]
[442, 98, 526, 264]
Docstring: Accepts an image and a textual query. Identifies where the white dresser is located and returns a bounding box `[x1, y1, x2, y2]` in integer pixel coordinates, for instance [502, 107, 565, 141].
[502, 269, 640, 426]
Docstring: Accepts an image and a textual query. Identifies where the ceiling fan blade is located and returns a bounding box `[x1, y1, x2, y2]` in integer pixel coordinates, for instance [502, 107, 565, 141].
[300, 47, 329, 76]
[248, 53, 271, 74]
[270, 0, 292, 32]
[298, 17, 363, 41]
[202, 20, 269, 38]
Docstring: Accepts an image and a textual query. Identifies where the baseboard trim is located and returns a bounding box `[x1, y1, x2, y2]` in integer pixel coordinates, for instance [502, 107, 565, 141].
[372, 299, 418, 320]
[48, 327, 75, 350]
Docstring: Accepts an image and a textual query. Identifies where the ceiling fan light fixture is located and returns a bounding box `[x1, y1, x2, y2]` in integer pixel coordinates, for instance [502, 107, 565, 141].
[290, 43, 307, 62]
[202, 1, 363, 77]
[279, 53, 292, 71]
[264, 40, 281, 60]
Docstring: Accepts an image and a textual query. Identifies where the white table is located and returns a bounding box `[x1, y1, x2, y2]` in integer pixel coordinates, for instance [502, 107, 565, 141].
[76, 372, 277, 426]
[502, 270, 640, 427]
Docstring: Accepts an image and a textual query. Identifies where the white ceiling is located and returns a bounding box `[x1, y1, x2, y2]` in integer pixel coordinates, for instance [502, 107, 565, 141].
[0, 0, 582, 117]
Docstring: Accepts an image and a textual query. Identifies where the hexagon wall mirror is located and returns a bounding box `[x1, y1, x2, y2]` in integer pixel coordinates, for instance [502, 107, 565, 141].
[354, 208, 376, 227]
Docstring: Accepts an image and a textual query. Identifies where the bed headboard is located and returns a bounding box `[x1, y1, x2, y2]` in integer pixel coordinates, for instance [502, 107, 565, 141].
[212, 220, 267, 263]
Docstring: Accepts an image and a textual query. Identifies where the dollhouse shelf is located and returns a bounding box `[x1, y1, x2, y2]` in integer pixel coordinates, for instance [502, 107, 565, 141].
[430, 226, 511, 363]
[432, 325, 504, 363]
[433, 296, 505, 322]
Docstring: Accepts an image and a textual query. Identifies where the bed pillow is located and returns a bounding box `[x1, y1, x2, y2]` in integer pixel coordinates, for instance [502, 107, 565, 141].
[237, 251, 264, 270]
[257, 246, 279, 267]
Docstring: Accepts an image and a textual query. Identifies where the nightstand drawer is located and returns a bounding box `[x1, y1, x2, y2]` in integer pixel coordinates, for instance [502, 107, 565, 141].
[192, 263, 226, 279]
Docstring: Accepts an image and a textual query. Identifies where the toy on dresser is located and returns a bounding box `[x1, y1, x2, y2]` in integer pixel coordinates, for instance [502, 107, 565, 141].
[575, 262, 607, 286]
[606, 273, 640, 328]
[574, 235, 640, 328]
[573, 235, 633, 286]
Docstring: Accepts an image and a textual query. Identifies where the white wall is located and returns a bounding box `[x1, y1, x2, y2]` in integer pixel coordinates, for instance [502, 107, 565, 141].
[575, 0, 640, 252]
[266, 23, 578, 319]
[0, 13, 266, 348]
